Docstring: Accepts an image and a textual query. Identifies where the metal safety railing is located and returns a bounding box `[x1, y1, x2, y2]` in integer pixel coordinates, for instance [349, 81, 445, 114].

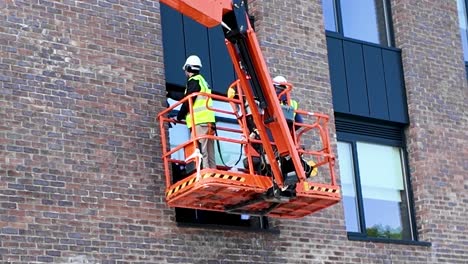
[157, 81, 337, 191]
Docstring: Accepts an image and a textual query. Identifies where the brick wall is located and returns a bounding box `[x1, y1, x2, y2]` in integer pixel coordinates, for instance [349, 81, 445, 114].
[248, 0, 350, 261]
[0, 0, 170, 262]
[0, 0, 467, 263]
[392, 0, 468, 263]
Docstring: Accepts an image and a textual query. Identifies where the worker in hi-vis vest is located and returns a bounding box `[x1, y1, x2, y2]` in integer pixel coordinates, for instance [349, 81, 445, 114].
[272, 75, 303, 127]
[174, 55, 216, 169]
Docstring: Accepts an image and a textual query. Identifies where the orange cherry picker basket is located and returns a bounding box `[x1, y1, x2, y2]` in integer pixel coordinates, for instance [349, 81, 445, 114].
[158, 80, 340, 219]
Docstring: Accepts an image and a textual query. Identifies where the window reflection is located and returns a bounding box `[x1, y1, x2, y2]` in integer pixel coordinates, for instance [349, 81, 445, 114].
[169, 123, 190, 160]
[338, 136, 414, 240]
[323, 0, 337, 31]
[212, 122, 245, 168]
[337, 142, 360, 232]
[356, 142, 412, 240]
[457, 0, 468, 61]
[340, 0, 389, 45]
[322, 0, 391, 46]
[168, 99, 245, 168]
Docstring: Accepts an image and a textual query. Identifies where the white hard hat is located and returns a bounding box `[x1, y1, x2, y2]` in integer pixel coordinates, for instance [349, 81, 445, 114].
[182, 55, 202, 71]
[273, 75, 287, 85]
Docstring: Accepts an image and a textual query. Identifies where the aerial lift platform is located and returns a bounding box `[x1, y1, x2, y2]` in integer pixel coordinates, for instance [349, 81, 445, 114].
[157, 0, 340, 219]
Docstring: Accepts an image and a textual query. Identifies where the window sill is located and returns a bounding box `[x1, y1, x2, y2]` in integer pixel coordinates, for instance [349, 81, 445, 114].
[347, 234, 431, 246]
[176, 222, 280, 234]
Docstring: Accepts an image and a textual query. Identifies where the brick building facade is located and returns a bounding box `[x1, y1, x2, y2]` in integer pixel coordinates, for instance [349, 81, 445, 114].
[0, 0, 466, 263]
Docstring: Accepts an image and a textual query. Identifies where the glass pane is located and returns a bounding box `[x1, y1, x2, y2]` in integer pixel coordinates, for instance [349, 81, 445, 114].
[322, 0, 337, 31]
[340, 0, 389, 45]
[214, 121, 245, 168]
[457, 0, 468, 61]
[168, 98, 243, 165]
[169, 124, 190, 160]
[356, 142, 412, 240]
[337, 142, 360, 232]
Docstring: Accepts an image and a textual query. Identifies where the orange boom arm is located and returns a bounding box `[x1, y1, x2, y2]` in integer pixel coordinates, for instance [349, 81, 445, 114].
[160, 0, 233, 28]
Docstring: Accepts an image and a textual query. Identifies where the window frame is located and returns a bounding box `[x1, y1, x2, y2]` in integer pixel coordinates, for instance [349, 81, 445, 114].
[336, 120, 427, 245]
[457, 0, 468, 79]
[459, 0, 468, 57]
[323, 0, 395, 47]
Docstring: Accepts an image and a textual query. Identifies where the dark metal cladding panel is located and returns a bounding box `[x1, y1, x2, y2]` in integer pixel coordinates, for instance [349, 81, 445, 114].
[343, 41, 369, 116]
[183, 16, 212, 85]
[161, 4, 236, 94]
[327, 36, 350, 113]
[382, 49, 409, 123]
[363, 45, 389, 120]
[161, 3, 186, 87]
[208, 26, 236, 94]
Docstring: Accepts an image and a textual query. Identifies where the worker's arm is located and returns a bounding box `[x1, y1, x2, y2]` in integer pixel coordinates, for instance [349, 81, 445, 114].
[176, 78, 200, 121]
[167, 90, 185, 101]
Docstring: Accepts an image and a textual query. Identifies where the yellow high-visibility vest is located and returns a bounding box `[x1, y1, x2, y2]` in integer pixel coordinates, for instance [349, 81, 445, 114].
[290, 100, 298, 113]
[185, 75, 215, 129]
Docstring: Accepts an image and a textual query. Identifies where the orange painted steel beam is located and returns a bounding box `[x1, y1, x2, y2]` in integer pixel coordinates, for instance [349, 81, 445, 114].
[159, 0, 232, 28]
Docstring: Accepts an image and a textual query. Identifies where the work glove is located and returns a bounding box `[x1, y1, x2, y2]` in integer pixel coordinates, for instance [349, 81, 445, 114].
[227, 87, 236, 99]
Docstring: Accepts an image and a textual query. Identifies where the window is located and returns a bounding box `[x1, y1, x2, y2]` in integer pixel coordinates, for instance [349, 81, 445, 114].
[336, 118, 416, 242]
[457, 0, 468, 61]
[323, 0, 338, 31]
[322, 0, 393, 46]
